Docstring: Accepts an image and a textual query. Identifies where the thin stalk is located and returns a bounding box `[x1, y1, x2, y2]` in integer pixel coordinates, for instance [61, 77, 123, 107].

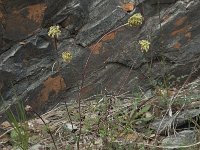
[117, 63, 135, 95]
[53, 37, 60, 71]
[76, 23, 128, 149]
[33, 110, 58, 150]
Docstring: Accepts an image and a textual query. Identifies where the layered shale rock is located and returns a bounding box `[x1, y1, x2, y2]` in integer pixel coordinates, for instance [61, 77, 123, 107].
[0, 0, 200, 118]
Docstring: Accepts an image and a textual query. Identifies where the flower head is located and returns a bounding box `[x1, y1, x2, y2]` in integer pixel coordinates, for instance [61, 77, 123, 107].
[62, 51, 72, 63]
[127, 13, 144, 27]
[139, 40, 150, 52]
[48, 25, 61, 38]
[156, 87, 168, 97]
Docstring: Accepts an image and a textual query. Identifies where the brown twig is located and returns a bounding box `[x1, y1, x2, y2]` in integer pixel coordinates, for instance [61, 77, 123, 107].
[25, 106, 58, 150]
[36, 112, 57, 149]
[117, 63, 135, 95]
[34, 111, 58, 150]
[76, 23, 129, 150]
[52, 37, 60, 71]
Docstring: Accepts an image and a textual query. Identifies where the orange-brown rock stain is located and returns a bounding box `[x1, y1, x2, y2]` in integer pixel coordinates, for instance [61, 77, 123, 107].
[171, 17, 192, 48]
[175, 16, 187, 26]
[173, 42, 181, 49]
[102, 32, 117, 42]
[122, 2, 135, 12]
[89, 31, 117, 54]
[2, 3, 46, 38]
[89, 42, 102, 55]
[27, 3, 47, 23]
[171, 25, 192, 37]
[38, 75, 66, 103]
[185, 32, 192, 41]
[30, 75, 66, 111]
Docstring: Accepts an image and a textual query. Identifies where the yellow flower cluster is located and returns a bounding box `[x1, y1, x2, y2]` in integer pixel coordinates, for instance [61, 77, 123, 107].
[139, 40, 150, 52]
[127, 13, 144, 27]
[48, 25, 61, 38]
[155, 87, 168, 97]
[62, 52, 72, 63]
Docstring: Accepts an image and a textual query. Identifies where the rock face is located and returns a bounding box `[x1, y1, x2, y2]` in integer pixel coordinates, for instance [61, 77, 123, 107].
[162, 130, 198, 150]
[0, 0, 200, 116]
[0, 0, 46, 54]
[150, 109, 200, 134]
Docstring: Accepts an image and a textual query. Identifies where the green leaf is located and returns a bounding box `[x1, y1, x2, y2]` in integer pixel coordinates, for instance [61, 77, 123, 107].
[137, 105, 151, 117]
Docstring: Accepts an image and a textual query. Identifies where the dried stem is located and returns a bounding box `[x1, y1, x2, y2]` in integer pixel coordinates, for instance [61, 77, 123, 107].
[32, 110, 58, 150]
[52, 37, 60, 71]
[76, 23, 128, 150]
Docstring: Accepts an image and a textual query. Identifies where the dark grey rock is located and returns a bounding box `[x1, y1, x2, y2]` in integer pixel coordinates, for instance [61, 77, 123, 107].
[76, 0, 126, 47]
[162, 130, 198, 150]
[0, 30, 57, 113]
[0, 0, 45, 54]
[150, 109, 200, 134]
[42, 0, 90, 34]
[29, 143, 47, 150]
[0, 0, 200, 121]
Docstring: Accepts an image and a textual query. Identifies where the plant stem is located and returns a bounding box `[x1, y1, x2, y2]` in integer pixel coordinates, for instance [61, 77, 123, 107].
[53, 37, 60, 71]
[76, 23, 128, 149]
[33, 110, 58, 150]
